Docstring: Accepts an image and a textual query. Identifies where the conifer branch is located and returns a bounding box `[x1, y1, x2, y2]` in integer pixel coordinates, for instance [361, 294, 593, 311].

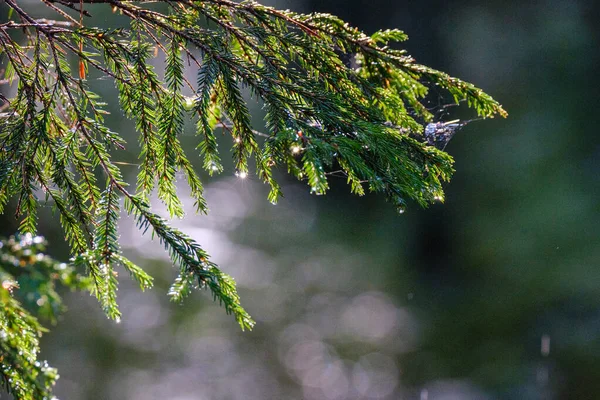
[0, 0, 506, 395]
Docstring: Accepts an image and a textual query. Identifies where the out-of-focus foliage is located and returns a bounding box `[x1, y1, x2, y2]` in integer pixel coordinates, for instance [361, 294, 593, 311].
[0, 234, 91, 400]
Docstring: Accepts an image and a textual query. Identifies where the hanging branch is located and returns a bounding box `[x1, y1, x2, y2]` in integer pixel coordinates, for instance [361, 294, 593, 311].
[0, 0, 506, 396]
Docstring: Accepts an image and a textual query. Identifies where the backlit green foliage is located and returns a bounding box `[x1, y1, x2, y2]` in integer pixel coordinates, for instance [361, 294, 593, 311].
[0, 0, 505, 397]
[0, 234, 91, 399]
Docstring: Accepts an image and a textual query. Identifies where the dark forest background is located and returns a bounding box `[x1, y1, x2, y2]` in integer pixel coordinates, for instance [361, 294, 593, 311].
[1, 0, 599, 399]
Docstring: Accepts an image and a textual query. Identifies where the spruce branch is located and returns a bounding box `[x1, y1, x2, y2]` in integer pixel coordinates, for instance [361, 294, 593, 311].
[0, 0, 506, 395]
[0, 235, 92, 399]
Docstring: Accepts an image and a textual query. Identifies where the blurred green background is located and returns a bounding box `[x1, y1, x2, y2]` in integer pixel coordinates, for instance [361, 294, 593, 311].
[2, 0, 600, 399]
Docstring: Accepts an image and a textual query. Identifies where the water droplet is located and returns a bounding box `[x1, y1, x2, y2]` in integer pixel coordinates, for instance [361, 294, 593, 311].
[541, 334, 550, 356]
